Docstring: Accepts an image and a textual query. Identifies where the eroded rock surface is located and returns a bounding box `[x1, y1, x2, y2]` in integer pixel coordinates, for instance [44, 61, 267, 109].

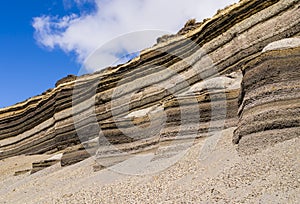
[233, 39, 300, 154]
[0, 0, 299, 169]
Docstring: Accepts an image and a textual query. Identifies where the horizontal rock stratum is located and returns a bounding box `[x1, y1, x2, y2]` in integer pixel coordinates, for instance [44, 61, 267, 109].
[0, 0, 299, 171]
[233, 38, 300, 154]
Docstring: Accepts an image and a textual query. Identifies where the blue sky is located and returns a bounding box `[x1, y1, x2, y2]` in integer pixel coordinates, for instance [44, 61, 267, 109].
[0, 0, 237, 108]
[0, 0, 85, 108]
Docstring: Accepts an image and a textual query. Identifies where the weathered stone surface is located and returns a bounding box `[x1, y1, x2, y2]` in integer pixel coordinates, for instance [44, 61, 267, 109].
[31, 154, 62, 174]
[233, 39, 300, 154]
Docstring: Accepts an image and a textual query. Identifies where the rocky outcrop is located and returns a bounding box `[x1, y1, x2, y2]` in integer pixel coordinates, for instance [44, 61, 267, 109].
[233, 38, 300, 154]
[0, 0, 300, 168]
[55, 75, 76, 87]
[14, 169, 31, 176]
[61, 138, 98, 166]
[31, 153, 62, 174]
[156, 18, 203, 43]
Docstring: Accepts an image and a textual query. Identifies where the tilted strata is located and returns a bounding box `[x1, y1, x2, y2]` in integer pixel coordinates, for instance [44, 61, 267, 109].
[233, 38, 300, 154]
[0, 0, 299, 168]
[95, 87, 240, 167]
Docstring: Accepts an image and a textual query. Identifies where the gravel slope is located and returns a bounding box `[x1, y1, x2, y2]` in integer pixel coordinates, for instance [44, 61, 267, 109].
[0, 128, 299, 203]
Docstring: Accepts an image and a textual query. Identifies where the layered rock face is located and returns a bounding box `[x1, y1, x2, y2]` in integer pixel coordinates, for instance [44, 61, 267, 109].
[0, 83, 78, 159]
[95, 86, 240, 167]
[0, 0, 300, 168]
[233, 38, 300, 154]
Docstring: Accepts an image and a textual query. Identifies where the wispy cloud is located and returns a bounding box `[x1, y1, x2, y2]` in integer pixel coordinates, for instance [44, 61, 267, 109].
[33, 0, 238, 71]
[33, 14, 79, 49]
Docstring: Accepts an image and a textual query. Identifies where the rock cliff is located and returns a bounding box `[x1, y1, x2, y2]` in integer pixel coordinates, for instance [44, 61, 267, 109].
[233, 38, 300, 154]
[0, 0, 299, 171]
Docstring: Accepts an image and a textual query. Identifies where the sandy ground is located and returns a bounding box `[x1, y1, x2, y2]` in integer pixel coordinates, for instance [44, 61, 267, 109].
[0, 128, 299, 203]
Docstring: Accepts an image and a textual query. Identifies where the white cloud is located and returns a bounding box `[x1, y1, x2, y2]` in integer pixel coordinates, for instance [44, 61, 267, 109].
[33, 0, 238, 71]
[32, 14, 80, 50]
